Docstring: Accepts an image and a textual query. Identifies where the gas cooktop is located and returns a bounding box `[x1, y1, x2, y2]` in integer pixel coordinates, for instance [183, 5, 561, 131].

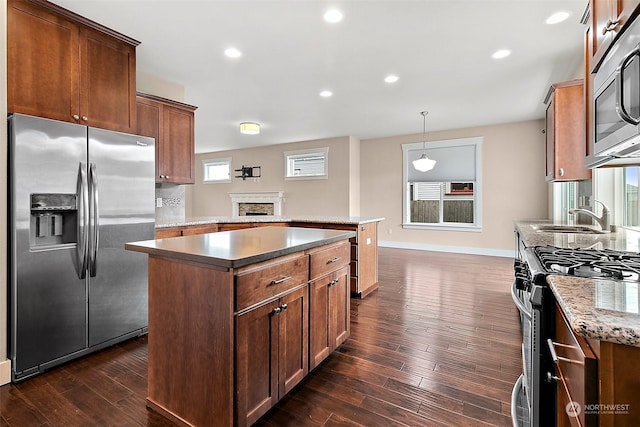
[534, 246, 640, 282]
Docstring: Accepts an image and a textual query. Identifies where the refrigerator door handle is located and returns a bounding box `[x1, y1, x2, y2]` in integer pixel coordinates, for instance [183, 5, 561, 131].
[89, 162, 99, 277]
[76, 163, 89, 279]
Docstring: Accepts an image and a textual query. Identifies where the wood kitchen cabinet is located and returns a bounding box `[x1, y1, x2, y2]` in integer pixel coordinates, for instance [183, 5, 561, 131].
[136, 93, 197, 184]
[545, 80, 591, 182]
[589, 0, 640, 72]
[309, 265, 350, 369]
[553, 304, 598, 427]
[7, 0, 138, 133]
[236, 286, 308, 427]
[290, 221, 380, 298]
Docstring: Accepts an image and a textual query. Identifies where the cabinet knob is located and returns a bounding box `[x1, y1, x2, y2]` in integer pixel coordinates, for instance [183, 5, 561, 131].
[73, 115, 80, 121]
[272, 307, 282, 315]
[559, 168, 565, 177]
[602, 18, 620, 35]
[546, 372, 559, 383]
[280, 303, 288, 311]
[81, 116, 88, 122]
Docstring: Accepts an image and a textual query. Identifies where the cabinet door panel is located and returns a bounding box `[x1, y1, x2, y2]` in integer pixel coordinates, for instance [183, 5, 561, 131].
[331, 267, 350, 348]
[278, 287, 308, 396]
[235, 302, 279, 427]
[162, 106, 195, 183]
[7, 1, 79, 122]
[310, 275, 331, 369]
[81, 28, 136, 133]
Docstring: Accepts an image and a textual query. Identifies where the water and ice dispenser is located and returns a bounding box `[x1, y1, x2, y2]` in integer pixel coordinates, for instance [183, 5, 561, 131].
[30, 193, 77, 248]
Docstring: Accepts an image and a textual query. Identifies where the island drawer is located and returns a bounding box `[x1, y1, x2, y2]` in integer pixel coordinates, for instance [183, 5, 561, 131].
[308, 241, 350, 281]
[235, 254, 309, 311]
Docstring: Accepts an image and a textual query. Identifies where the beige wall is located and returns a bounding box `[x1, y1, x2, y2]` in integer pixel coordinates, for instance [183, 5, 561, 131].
[360, 119, 549, 255]
[187, 136, 360, 217]
[1, 0, 10, 385]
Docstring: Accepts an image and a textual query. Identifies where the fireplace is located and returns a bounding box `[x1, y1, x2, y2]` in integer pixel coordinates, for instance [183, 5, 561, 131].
[229, 192, 284, 216]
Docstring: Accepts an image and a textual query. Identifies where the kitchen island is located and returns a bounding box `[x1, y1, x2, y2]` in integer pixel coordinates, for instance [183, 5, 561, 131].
[126, 226, 355, 427]
[155, 215, 384, 298]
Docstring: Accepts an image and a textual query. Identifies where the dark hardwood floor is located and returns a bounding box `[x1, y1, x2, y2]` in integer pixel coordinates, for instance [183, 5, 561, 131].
[0, 247, 521, 426]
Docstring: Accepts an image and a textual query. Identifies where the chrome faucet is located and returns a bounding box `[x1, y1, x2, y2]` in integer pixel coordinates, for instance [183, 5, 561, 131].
[568, 200, 611, 231]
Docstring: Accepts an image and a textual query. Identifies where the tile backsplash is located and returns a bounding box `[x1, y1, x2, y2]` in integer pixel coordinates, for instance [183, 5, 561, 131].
[155, 184, 185, 224]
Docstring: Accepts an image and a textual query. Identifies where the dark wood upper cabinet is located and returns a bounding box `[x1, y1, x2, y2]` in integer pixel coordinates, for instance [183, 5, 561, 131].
[7, 0, 138, 133]
[545, 80, 592, 182]
[136, 93, 197, 184]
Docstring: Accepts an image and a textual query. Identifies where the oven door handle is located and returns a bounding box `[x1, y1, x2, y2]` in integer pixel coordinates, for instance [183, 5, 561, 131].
[510, 374, 525, 427]
[511, 280, 532, 321]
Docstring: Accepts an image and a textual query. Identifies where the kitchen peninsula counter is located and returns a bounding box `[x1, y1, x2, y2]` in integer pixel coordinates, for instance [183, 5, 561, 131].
[126, 226, 355, 426]
[155, 216, 384, 298]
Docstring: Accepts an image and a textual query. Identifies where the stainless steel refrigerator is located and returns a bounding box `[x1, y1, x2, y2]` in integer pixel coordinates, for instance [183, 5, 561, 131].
[8, 113, 155, 381]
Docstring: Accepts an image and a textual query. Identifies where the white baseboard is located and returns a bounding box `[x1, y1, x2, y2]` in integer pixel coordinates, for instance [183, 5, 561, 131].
[0, 359, 11, 385]
[378, 240, 513, 258]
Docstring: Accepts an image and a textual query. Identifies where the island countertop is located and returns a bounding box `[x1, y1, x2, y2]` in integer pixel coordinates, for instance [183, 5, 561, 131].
[155, 215, 385, 229]
[126, 226, 356, 269]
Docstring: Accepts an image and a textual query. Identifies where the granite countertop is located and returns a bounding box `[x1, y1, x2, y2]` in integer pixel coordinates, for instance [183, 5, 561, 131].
[126, 226, 356, 269]
[156, 215, 385, 229]
[515, 219, 640, 347]
[514, 219, 640, 251]
[548, 275, 640, 347]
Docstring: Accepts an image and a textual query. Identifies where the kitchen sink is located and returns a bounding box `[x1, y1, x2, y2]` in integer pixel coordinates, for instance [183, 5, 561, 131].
[531, 224, 608, 234]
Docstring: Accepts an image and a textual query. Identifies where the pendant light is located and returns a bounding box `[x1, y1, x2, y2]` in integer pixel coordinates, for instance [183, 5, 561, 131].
[412, 111, 436, 172]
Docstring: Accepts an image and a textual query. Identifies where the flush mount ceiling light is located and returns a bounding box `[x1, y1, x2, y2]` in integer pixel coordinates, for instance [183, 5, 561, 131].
[319, 90, 333, 97]
[224, 47, 242, 58]
[239, 122, 260, 135]
[412, 111, 436, 172]
[546, 11, 571, 25]
[324, 9, 343, 23]
[384, 75, 399, 83]
[491, 49, 511, 59]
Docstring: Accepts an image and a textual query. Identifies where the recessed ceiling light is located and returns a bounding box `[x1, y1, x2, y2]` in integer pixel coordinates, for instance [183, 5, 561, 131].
[224, 47, 242, 58]
[239, 122, 260, 134]
[319, 90, 333, 97]
[491, 49, 511, 59]
[546, 11, 571, 25]
[384, 75, 399, 83]
[324, 9, 343, 23]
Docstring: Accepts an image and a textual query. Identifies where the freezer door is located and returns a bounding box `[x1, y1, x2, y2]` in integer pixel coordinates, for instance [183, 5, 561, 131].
[87, 127, 155, 346]
[9, 114, 88, 375]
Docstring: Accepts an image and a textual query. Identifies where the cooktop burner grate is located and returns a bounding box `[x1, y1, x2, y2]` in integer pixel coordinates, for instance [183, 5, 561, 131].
[534, 246, 640, 281]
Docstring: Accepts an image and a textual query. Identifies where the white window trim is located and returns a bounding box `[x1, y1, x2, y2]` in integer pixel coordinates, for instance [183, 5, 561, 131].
[284, 147, 329, 180]
[401, 137, 483, 231]
[202, 157, 232, 183]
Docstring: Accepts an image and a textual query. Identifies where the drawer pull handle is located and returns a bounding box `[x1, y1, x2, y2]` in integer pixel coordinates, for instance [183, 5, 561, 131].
[327, 257, 342, 264]
[271, 276, 292, 285]
[547, 339, 584, 365]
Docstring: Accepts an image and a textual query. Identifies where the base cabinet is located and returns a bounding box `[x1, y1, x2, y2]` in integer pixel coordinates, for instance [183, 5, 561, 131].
[310, 265, 350, 369]
[144, 238, 351, 427]
[235, 286, 308, 427]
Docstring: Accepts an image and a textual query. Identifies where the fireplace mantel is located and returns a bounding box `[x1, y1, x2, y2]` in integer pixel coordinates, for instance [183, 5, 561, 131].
[229, 191, 284, 216]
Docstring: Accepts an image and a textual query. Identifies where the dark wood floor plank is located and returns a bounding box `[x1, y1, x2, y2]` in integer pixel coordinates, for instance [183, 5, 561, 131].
[0, 247, 521, 427]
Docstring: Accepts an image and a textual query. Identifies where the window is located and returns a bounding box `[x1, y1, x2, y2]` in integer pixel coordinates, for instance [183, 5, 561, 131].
[284, 147, 329, 179]
[203, 157, 231, 183]
[402, 137, 482, 230]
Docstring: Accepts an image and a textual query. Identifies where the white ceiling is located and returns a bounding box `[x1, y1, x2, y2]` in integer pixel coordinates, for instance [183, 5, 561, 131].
[52, 0, 588, 154]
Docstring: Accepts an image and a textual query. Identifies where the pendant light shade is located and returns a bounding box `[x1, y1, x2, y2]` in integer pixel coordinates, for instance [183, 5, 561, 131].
[413, 153, 437, 172]
[413, 111, 436, 172]
[240, 122, 260, 134]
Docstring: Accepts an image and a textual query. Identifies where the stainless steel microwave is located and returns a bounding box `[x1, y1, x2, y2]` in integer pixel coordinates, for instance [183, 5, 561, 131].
[593, 14, 640, 159]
